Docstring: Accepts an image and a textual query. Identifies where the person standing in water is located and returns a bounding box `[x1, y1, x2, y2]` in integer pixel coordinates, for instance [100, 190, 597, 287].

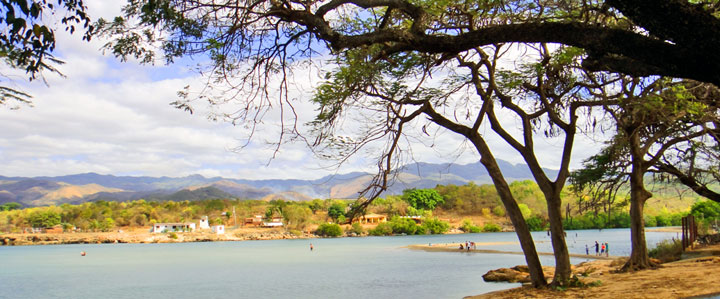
[585, 244, 589, 255]
[595, 241, 599, 256]
[605, 242, 609, 257]
[310, 243, 314, 251]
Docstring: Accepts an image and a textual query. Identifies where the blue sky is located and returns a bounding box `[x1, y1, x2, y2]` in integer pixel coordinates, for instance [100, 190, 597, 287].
[0, 1, 603, 180]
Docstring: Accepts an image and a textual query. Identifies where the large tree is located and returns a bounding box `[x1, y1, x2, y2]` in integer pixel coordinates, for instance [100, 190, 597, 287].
[96, 0, 720, 287]
[572, 78, 720, 270]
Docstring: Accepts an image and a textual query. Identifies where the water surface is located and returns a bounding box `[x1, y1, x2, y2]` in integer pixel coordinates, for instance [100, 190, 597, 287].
[0, 228, 677, 299]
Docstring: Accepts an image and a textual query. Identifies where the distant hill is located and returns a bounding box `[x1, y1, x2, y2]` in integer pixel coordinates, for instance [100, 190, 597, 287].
[0, 159, 558, 206]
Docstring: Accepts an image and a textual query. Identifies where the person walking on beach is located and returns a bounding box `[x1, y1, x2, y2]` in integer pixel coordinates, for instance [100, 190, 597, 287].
[605, 242, 609, 257]
[601, 243, 605, 255]
[595, 241, 599, 256]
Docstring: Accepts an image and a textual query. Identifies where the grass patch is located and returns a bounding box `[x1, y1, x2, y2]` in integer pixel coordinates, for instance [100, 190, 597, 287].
[649, 239, 683, 263]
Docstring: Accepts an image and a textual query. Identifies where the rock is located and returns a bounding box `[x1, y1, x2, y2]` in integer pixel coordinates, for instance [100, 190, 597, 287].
[482, 268, 530, 283]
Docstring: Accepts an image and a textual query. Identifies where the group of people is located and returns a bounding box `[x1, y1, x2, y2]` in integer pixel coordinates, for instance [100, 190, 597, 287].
[459, 241, 476, 251]
[586, 241, 609, 256]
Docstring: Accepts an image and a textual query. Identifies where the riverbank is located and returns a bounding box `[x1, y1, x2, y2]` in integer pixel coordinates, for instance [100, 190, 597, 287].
[0, 227, 318, 245]
[466, 243, 720, 299]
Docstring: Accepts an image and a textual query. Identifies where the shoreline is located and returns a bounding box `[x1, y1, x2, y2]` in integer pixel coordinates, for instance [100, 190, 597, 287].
[407, 243, 623, 260]
[0, 228, 319, 246]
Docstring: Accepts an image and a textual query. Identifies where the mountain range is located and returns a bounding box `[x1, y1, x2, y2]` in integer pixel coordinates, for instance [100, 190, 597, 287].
[0, 159, 558, 207]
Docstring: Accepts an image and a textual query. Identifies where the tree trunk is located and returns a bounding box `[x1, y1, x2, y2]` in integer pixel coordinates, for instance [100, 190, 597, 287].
[623, 175, 653, 271]
[622, 132, 655, 271]
[545, 192, 572, 285]
[473, 138, 547, 287]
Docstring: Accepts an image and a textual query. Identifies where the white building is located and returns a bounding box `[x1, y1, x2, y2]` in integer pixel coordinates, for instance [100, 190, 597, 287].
[151, 223, 196, 233]
[211, 225, 225, 234]
[199, 216, 210, 229]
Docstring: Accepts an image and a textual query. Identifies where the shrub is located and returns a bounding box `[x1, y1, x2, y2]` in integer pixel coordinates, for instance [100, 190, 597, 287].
[168, 232, 178, 239]
[691, 201, 720, 219]
[421, 218, 449, 234]
[350, 222, 365, 235]
[526, 216, 546, 231]
[644, 215, 657, 227]
[492, 205, 506, 217]
[368, 222, 393, 236]
[482, 223, 501, 232]
[460, 219, 481, 233]
[316, 223, 343, 237]
[481, 208, 491, 217]
[389, 217, 419, 235]
[649, 239, 682, 263]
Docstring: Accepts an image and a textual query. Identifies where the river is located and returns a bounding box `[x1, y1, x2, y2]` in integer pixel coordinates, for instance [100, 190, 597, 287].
[0, 228, 678, 299]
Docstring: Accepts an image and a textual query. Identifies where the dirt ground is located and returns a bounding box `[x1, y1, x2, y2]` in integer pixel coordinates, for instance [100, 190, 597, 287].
[466, 243, 720, 299]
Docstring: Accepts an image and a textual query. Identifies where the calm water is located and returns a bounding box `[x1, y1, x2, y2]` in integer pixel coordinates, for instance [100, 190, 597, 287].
[0, 228, 677, 299]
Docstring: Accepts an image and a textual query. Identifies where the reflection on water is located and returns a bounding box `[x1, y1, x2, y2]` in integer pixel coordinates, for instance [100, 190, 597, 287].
[0, 228, 677, 299]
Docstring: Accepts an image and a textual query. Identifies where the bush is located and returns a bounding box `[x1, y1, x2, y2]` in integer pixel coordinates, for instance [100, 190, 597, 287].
[691, 201, 720, 219]
[168, 232, 178, 239]
[649, 239, 682, 263]
[492, 205, 506, 217]
[482, 223, 501, 232]
[460, 219, 481, 233]
[368, 222, 393, 236]
[350, 222, 365, 235]
[526, 216, 546, 231]
[316, 223, 343, 237]
[389, 217, 419, 235]
[421, 218, 449, 234]
[644, 215, 657, 227]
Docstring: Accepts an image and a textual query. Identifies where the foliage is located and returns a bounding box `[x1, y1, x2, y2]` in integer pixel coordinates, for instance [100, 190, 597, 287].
[349, 222, 365, 235]
[368, 222, 394, 236]
[649, 239, 683, 263]
[482, 223, 502, 232]
[0, 0, 93, 106]
[492, 206, 506, 217]
[460, 219, 481, 233]
[282, 205, 312, 230]
[388, 216, 420, 235]
[28, 210, 61, 228]
[168, 232, 178, 239]
[421, 218, 450, 234]
[401, 189, 444, 211]
[518, 203, 532, 219]
[525, 216, 546, 231]
[0, 202, 22, 211]
[327, 203, 346, 222]
[315, 223, 343, 237]
[691, 201, 720, 219]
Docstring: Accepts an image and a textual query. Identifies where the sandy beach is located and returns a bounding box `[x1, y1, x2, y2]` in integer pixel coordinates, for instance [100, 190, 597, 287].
[461, 243, 720, 299]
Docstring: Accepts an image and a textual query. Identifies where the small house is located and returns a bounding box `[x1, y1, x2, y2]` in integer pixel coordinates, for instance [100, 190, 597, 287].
[353, 213, 388, 224]
[44, 224, 64, 234]
[151, 222, 196, 233]
[262, 216, 284, 228]
[211, 225, 225, 234]
[199, 216, 210, 229]
[244, 215, 264, 226]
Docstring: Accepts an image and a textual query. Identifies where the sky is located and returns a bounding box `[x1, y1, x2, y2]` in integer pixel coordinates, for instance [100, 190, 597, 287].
[0, 1, 605, 180]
